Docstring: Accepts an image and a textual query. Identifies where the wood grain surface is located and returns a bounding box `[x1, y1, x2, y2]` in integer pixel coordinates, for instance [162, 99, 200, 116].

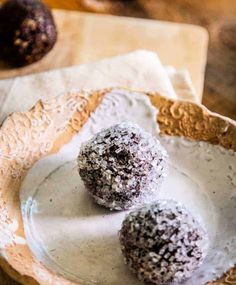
[40, 0, 235, 120]
[0, 0, 235, 284]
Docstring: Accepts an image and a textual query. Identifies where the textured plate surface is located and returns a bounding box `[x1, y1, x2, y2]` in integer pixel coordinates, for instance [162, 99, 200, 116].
[21, 90, 236, 285]
[0, 88, 235, 285]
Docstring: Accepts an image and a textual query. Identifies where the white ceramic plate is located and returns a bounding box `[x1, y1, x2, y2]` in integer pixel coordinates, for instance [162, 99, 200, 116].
[20, 89, 236, 285]
[0, 88, 235, 285]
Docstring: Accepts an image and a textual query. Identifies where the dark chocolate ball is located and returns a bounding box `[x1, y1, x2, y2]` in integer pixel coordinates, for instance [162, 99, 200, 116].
[119, 200, 209, 284]
[77, 122, 168, 210]
[0, 0, 57, 66]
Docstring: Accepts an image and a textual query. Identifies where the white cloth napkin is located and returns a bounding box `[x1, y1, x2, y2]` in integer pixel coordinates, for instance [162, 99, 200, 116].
[0, 50, 198, 123]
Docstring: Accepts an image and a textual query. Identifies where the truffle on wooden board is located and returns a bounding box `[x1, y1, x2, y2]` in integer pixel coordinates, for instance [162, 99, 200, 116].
[78, 122, 168, 210]
[119, 200, 209, 284]
[0, 0, 57, 67]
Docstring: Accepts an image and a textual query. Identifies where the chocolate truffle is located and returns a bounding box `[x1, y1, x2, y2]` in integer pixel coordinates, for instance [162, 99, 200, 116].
[119, 200, 209, 284]
[0, 0, 57, 66]
[78, 122, 168, 210]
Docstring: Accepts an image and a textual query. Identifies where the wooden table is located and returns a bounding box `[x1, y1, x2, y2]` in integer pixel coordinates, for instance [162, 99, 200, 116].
[0, 1, 235, 284]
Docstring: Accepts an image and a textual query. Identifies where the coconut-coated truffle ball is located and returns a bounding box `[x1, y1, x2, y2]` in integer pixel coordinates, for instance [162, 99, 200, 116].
[119, 200, 209, 284]
[0, 0, 57, 67]
[78, 122, 168, 210]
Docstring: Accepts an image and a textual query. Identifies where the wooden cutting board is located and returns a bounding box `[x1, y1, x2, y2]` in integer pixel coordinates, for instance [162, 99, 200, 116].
[0, 9, 208, 100]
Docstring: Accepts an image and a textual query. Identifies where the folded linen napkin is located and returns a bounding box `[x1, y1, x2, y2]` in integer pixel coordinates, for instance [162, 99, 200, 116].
[0, 50, 198, 123]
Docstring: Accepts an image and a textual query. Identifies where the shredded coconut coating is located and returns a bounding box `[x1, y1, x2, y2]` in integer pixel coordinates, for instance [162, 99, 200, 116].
[77, 122, 168, 210]
[119, 200, 209, 284]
